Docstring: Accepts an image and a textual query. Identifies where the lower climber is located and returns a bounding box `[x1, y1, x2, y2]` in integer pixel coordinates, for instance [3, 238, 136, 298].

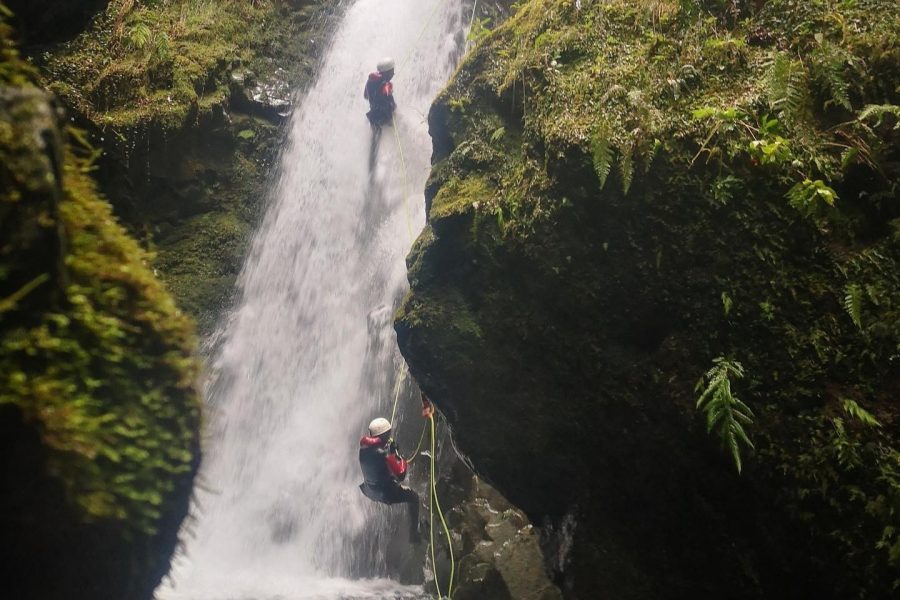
[358, 395, 434, 544]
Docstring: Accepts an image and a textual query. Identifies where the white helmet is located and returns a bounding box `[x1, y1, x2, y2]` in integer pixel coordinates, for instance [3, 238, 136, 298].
[368, 417, 392, 437]
[377, 57, 395, 74]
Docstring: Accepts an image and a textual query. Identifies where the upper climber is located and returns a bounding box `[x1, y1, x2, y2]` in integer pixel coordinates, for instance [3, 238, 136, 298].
[363, 57, 396, 127]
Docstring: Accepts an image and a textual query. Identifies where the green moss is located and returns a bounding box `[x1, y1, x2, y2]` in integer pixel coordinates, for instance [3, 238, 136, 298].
[431, 175, 492, 220]
[38, 0, 314, 129]
[154, 209, 249, 331]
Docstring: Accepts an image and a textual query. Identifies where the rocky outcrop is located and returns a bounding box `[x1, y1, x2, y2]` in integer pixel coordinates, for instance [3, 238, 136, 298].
[398, 1, 899, 598]
[1, 14, 200, 598]
[446, 473, 562, 600]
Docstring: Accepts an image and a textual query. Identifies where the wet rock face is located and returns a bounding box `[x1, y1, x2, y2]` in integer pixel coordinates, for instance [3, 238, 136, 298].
[229, 67, 293, 124]
[440, 472, 563, 600]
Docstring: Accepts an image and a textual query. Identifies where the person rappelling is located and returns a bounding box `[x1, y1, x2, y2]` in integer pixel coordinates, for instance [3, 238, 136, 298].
[363, 57, 396, 128]
[358, 395, 434, 544]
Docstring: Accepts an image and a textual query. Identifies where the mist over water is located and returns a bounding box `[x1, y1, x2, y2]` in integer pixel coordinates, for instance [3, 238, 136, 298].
[156, 1, 467, 597]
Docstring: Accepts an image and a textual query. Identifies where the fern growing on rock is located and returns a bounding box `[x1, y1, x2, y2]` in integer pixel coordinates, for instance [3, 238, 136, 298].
[696, 358, 755, 474]
[843, 283, 863, 329]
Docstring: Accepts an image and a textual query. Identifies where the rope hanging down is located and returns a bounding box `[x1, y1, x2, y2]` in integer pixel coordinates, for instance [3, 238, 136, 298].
[388, 369, 454, 597]
[429, 413, 455, 599]
[385, 2, 457, 593]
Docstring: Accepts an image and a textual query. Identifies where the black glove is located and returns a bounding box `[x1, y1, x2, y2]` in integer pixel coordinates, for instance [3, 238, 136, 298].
[388, 439, 399, 454]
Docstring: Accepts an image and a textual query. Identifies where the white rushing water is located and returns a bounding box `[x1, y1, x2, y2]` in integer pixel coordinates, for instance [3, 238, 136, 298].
[157, 1, 467, 598]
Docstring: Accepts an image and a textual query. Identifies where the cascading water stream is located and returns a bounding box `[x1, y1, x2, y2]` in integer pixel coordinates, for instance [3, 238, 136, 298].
[156, 1, 467, 597]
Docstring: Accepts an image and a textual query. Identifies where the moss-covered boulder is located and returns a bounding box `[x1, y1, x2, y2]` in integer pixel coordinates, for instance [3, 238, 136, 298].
[397, 1, 899, 598]
[30, 0, 340, 332]
[0, 11, 200, 598]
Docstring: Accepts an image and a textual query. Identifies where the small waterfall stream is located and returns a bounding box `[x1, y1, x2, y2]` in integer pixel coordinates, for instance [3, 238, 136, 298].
[156, 1, 467, 597]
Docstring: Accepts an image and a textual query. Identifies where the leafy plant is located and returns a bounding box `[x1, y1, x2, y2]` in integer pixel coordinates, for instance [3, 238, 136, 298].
[748, 135, 791, 165]
[843, 282, 863, 329]
[695, 358, 755, 474]
[591, 125, 613, 189]
[841, 398, 881, 428]
[766, 53, 808, 124]
[721, 291, 733, 316]
[124, 18, 152, 51]
[619, 148, 634, 195]
[786, 178, 838, 216]
[467, 16, 493, 46]
[857, 104, 900, 130]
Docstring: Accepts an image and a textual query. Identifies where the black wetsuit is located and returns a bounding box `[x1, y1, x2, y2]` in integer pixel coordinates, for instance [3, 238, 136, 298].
[358, 435, 419, 540]
[363, 72, 396, 126]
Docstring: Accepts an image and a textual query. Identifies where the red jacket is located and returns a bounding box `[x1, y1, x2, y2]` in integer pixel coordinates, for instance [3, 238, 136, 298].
[363, 72, 395, 111]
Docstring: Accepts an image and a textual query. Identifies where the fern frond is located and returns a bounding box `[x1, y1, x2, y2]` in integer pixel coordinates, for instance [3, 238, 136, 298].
[729, 435, 743, 474]
[125, 21, 152, 51]
[591, 131, 613, 189]
[811, 40, 853, 111]
[619, 151, 634, 195]
[733, 397, 755, 417]
[843, 282, 863, 329]
[857, 104, 900, 130]
[766, 53, 808, 124]
[695, 358, 753, 474]
[841, 398, 881, 428]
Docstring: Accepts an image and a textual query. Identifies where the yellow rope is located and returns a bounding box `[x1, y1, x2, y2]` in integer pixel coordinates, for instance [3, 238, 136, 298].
[391, 115, 415, 241]
[406, 420, 429, 464]
[428, 414, 455, 598]
[397, 0, 448, 71]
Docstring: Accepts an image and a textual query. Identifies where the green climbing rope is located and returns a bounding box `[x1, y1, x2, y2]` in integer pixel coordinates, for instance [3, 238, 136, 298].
[428, 413, 455, 598]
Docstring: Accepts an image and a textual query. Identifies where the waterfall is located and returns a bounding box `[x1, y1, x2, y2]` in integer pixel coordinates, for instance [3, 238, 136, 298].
[156, 1, 467, 597]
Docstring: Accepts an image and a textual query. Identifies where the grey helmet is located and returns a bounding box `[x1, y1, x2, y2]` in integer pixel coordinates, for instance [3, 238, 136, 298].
[368, 417, 391, 437]
[377, 57, 395, 74]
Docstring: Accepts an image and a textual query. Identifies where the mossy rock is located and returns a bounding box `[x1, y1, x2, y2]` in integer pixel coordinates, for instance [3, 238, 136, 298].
[398, 1, 900, 598]
[1, 12, 200, 598]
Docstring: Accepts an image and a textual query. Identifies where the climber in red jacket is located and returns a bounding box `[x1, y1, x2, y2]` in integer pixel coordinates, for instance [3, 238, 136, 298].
[358, 396, 434, 543]
[363, 57, 397, 127]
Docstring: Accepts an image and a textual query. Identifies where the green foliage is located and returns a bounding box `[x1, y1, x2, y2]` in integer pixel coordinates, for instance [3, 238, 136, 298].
[619, 148, 634, 195]
[765, 53, 809, 124]
[467, 16, 493, 45]
[786, 178, 838, 216]
[590, 126, 613, 189]
[721, 291, 733, 316]
[124, 19, 152, 51]
[695, 358, 754, 474]
[748, 135, 791, 165]
[808, 35, 854, 111]
[841, 398, 880, 428]
[843, 282, 863, 329]
[39, 0, 333, 129]
[858, 104, 900, 130]
[776, 411, 900, 593]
